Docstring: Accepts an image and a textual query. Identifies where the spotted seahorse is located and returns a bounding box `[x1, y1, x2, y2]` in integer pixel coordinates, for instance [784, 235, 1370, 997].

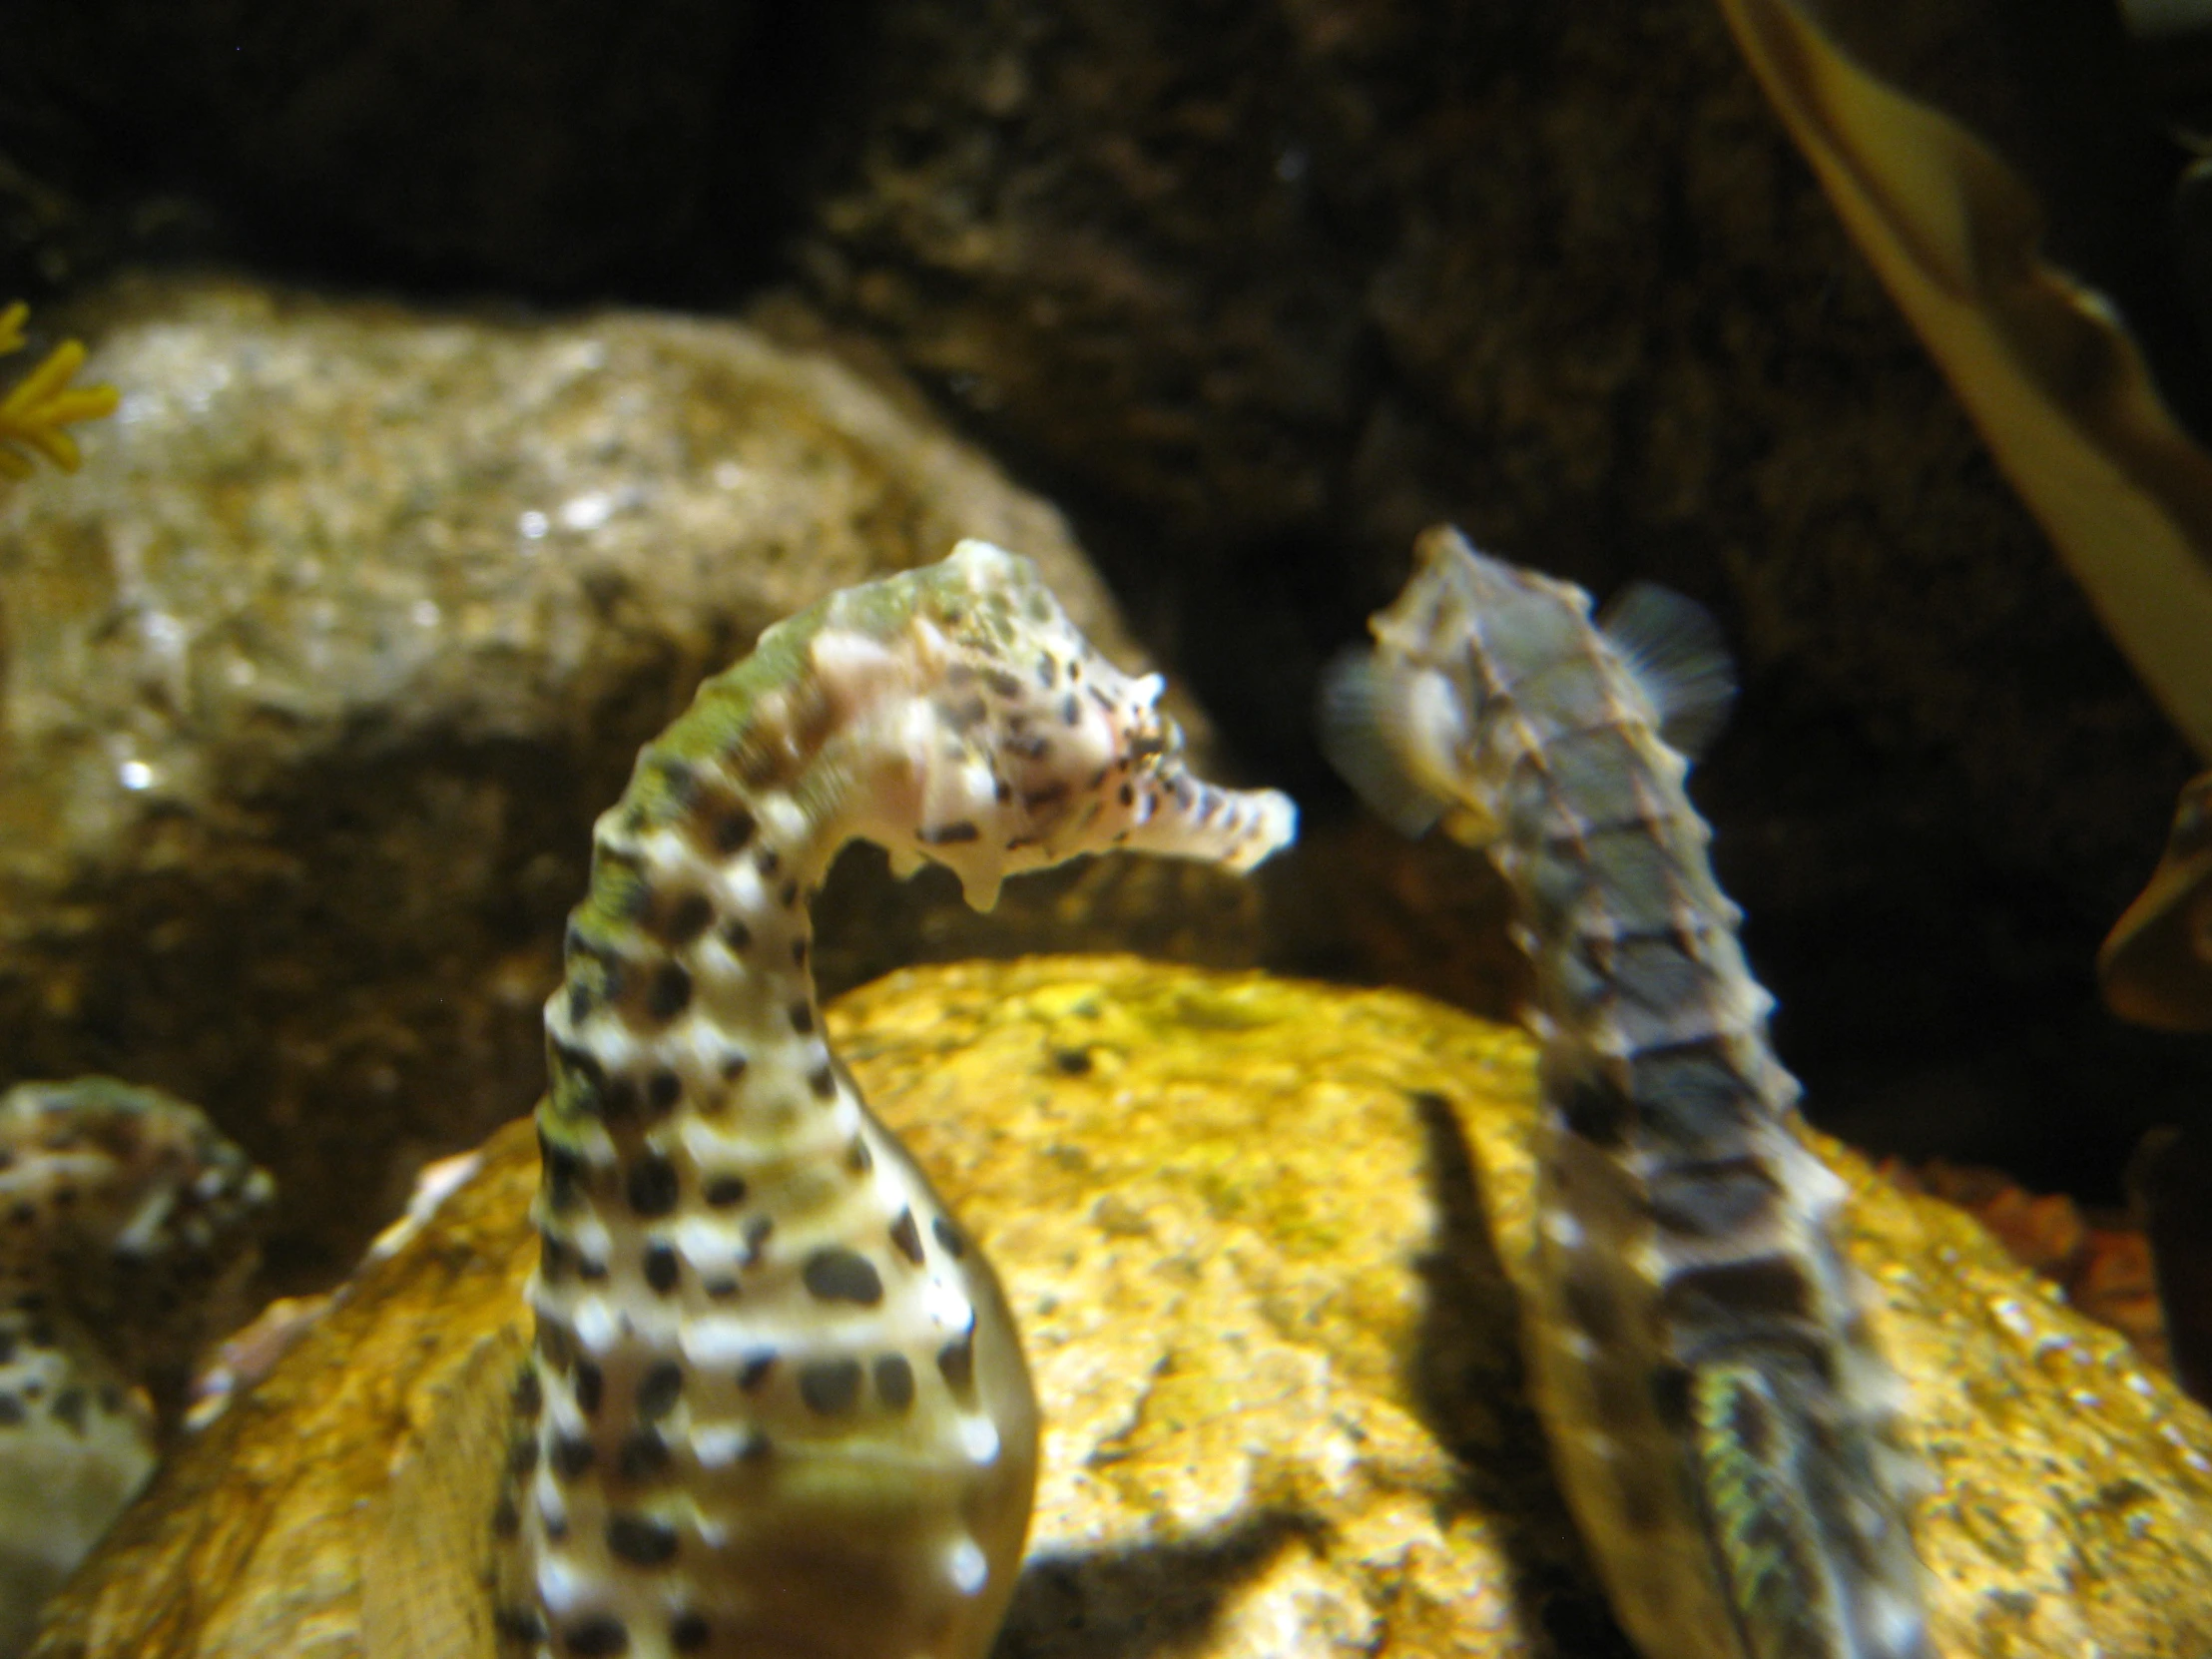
[1321, 527, 1928, 1659]
[488, 540, 1295, 1659]
[0, 1078, 271, 1657]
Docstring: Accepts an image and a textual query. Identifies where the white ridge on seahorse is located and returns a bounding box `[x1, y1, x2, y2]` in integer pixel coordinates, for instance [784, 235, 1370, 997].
[1320, 526, 1929, 1659]
[498, 539, 1296, 1659]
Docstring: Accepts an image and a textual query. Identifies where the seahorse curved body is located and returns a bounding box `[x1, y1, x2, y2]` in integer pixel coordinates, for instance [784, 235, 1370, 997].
[1323, 527, 1928, 1659]
[502, 540, 1295, 1659]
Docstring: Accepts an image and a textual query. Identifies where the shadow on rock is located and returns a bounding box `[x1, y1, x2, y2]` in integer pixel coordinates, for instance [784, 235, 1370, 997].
[993, 1507, 1327, 1659]
[1403, 1087, 1639, 1659]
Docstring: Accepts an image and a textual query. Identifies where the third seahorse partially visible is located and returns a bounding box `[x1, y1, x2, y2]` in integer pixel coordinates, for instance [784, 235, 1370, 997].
[1322, 526, 1929, 1659]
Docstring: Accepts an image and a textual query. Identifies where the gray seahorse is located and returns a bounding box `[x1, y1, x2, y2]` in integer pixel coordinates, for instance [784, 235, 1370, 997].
[1321, 526, 1929, 1659]
[503, 539, 1296, 1659]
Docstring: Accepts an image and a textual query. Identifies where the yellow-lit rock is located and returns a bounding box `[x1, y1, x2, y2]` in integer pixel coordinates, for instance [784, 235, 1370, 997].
[31, 958, 2212, 1657]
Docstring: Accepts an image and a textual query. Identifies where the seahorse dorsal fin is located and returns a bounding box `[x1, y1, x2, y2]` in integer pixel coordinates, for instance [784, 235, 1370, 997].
[1316, 647, 1453, 838]
[1598, 581, 1737, 760]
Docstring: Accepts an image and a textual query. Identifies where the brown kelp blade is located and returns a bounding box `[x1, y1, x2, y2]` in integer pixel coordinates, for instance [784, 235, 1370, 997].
[1715, 0, 2212, 764]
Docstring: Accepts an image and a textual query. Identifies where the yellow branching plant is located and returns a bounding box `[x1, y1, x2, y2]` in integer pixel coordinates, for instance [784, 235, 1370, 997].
[0, 300, 119, 479]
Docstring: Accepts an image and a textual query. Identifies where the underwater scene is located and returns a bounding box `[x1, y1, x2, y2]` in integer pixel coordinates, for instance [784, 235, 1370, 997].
[5, 1, 2212, 1655]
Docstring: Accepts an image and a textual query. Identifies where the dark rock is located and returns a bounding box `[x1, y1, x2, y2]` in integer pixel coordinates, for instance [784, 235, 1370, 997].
[0, 0, 861, 293]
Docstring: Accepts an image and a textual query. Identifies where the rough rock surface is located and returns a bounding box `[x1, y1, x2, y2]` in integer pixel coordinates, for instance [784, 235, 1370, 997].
[32, 959, 2212, 1658]
[0, 274, 1264, 1289]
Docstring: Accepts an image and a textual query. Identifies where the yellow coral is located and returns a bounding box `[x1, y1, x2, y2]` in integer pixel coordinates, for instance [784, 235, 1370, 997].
[0, 300, 119, 478]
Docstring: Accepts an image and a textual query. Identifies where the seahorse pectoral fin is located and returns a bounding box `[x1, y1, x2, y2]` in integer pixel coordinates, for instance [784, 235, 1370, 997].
[1316, 648, 1458, 838]
[1596, 582, 1738, 761]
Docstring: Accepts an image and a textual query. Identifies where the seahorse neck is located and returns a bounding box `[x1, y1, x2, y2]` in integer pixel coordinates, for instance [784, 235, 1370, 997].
[513, 614, 1031, 1659]
[505, 542, 1296, 1659]
[538, 620, 875, 1144]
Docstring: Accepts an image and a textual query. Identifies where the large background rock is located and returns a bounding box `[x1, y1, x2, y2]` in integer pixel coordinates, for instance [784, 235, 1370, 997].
[0, 272, 1267, 1288]
[6, 0, 2209, 1199]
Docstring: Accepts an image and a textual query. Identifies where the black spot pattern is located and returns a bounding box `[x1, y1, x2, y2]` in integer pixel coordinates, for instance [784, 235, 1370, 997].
[802, 1247, 883, 1306]
[658, 892, 714, 947]
[644, 1243, 681, 1295]
[875, 1354, 915, 1409]
[888, 1208, 924, 1264]
[937, 1322, 976, 1391]
[799, 1358, 862, 1414]
[585, 1071, 642, 1125]
[644, 962, 693, 1021]
[564, 1614, 629, 1656]
[607, 1513, 680, 1566]
[712, 807, 757, 853]
[636, 1361, 684, 1420]
[619, 1430, 671, 1482]
[626, 1154, 679, 1219]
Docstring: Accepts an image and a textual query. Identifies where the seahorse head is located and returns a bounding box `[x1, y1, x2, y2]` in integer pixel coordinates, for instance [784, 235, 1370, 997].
[804, 539, 1296, 909]
[1320, 526, 1732, 849]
